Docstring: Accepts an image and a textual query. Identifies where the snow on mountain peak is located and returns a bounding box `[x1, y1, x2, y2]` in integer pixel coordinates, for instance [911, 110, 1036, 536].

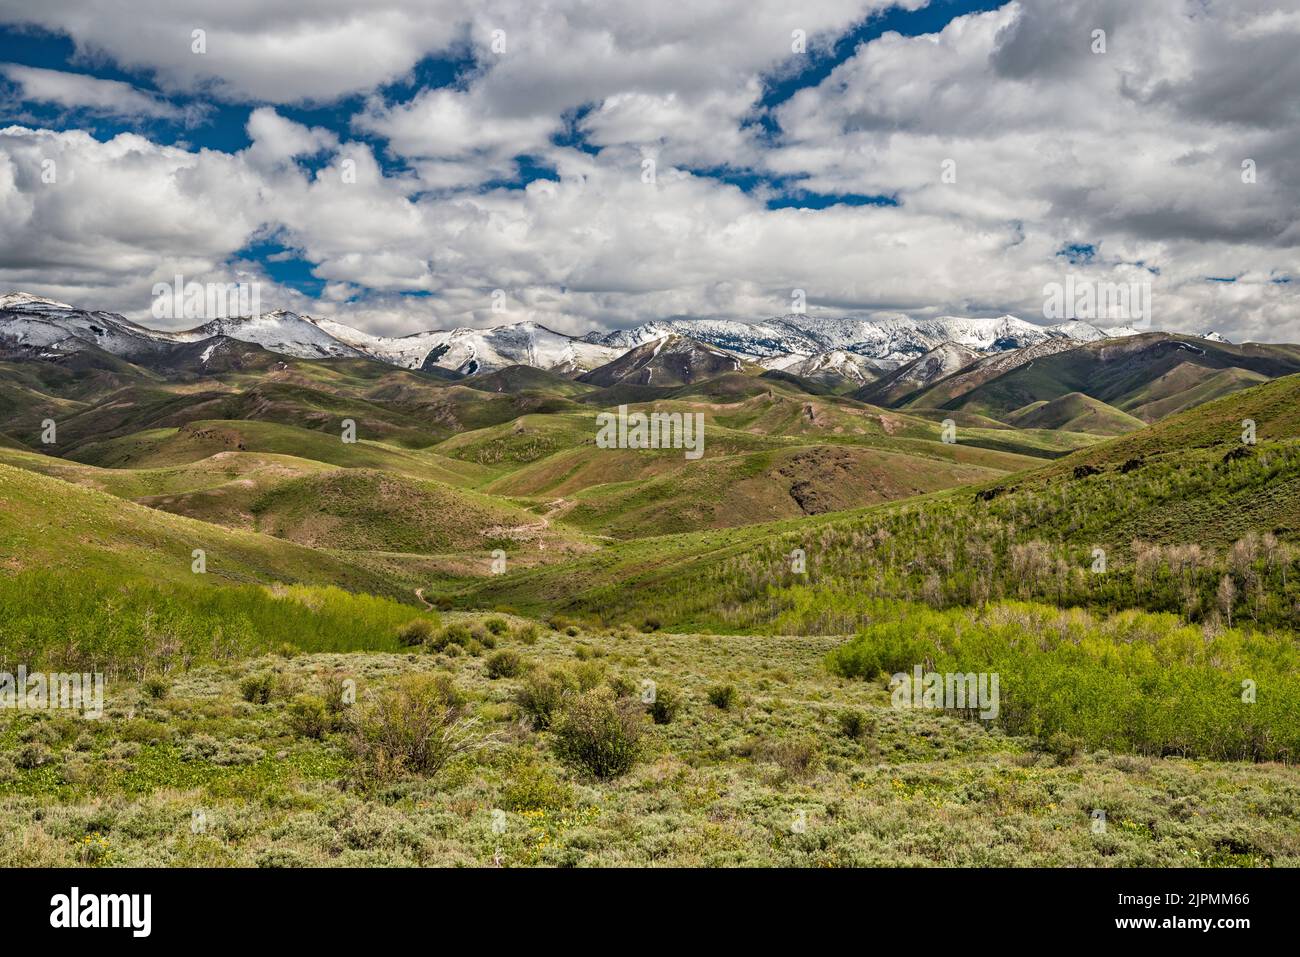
[0, 291, 76, 311]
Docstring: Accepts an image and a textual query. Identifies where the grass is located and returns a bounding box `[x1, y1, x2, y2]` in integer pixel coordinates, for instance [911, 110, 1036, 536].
[0, 616, 1295, 867]
[0, 571, 431, 675]
[3, 346, 1299, 868]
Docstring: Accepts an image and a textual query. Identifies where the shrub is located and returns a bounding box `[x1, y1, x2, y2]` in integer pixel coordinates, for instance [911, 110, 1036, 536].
[707, 684, 738, 710]
[764, 738, 821, 779]
[484, 617, 509, 636]
[499, 758, 574, 812]
[321, 672, 354, 719]
[547, 615, 573, 632]
[287, 694, 330, 739]
[551, 687, 643, 779]
[1040, 731, 1084, 764]
[640, 617, 661, 633]
[515, 666, 578, 730]
[606, 674, 636, 698]
[514, 623, 540, 645]
[397, 618, 436, 647]
[572, 661, 606, 691]
[429, 623, 473, 652]
[350, 675, 485, 780]
[15, 742, 52, 769]
[239, 673, 277, 704]
[837, 710, 872, 740]
[646, 684, 681, 725]
[142, 676, 169, 700]
[485, 650, 523, 679]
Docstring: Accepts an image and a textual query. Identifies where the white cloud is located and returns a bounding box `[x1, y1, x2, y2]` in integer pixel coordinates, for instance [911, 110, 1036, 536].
[0, 63, 195, 121]
[0, 0, 1297, 345]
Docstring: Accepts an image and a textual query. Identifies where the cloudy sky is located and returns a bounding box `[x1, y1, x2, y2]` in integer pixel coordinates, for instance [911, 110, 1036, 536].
[0, 0, 1296, 341]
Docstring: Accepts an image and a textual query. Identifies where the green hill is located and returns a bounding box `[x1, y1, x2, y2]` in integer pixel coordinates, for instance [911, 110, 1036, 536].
[0, 461, 397, 594]
[1005, 392, 1145, 435]
[453, 374, 1300, 633]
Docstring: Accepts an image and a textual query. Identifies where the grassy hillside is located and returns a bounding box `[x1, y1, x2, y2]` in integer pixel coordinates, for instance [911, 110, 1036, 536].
[929, 334, 1300, 422]
[454, 375, 1300, 632]
[1006, 393, 1145, 435]
[0, 462, 400, 594]
[68, 420, 490, 486]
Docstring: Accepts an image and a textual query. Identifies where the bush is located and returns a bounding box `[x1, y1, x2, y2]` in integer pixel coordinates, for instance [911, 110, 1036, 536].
[239, 673, 277, 704]
[837, 710, 872, 740]
[351, 675, 485, 780]
[547, 615, 573, 632]
[287, 694, 330, 739]
[640, 617, 661, 633]
[429, 623, 473, 652]
[646, 684, 681, 725]
[552, 687, 643, 778]
[514, 623, 540, 645]
[1040, 731, 1084, 764]
[764, 738, 821, 779]
[321, 672, 354, 719]
[142, 676, 169, 700]
[499, 758, 574, 812]
[485, 650, 523, 679]
[397, 618, 436, 647]
[15, 742, 52, 769]
[707, 684, 738, 710]
[606, 674, 636, 698]
[515, 666, 578, 730]
[484, 617, 509, 636]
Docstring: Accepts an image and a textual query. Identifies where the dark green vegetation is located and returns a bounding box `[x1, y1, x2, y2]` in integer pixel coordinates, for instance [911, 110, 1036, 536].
[1, 330, 1297, 867]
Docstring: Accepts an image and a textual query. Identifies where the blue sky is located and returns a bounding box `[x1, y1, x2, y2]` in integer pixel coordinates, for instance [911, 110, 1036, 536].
[0, 0, 1295, 341]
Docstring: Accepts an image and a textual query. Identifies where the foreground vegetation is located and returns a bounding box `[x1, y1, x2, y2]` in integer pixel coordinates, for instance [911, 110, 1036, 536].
[1, 612, 1295, 867]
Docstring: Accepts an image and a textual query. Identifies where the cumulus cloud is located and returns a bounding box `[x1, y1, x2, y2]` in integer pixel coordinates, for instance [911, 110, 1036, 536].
[0, 0, 1297, 343]
[0, 63, 198, 122]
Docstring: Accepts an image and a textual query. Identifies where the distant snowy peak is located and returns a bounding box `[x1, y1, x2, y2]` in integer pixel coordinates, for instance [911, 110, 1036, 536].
[589, 314, 1121, 367]
[760, 349, 882, 385]
[175, 312, 368, 359]
[1203, 331, 1231, 344]
[579, 334, 746, 387]
[0, 292, 75, 311]
[323, 319, 620, 375]
[0, 293, 169, 356]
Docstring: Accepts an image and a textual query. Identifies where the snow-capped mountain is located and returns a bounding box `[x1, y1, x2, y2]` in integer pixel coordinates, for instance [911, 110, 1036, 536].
[0, 290, 1227, 383]
[318, 319, 620, 375]
[579, 335, 747, 387]
[0, 294, 172, 356]
[853, 342, 981, 405]
[585, 314, 1117, 367]
[759, 349, 883, 386]
[173, 312, 369, 359]
[0, 294, 618, 375]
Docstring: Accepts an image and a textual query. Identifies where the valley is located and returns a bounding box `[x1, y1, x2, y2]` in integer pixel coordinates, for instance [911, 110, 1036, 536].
[1, 295, 1298, 868]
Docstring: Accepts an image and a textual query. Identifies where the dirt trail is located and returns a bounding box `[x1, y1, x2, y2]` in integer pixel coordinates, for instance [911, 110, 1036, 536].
[414, 587, 434, 610]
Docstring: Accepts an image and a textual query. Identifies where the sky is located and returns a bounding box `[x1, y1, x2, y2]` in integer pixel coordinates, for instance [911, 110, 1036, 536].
[0, 0, 1297, 341]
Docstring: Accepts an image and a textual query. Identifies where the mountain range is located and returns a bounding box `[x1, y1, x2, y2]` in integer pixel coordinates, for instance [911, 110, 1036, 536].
[0, 291, 1204, 382]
